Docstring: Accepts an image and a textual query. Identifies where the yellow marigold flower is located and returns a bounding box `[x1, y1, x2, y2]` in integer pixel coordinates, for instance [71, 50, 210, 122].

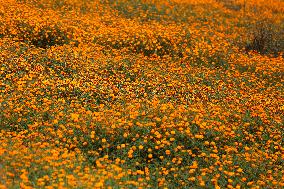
[237, 168, 243, 173]
[70, 113, 79, 122]
[190, 161, 198, 169]
[137, 170, 144, 175]
[91, 134, 95, 139]
[215, 185, 221, 189]
[95, 181, 104, 188]
[188, 177, 195, 181]
[247, 181, 254, 186]
[195, 134, 204, 139]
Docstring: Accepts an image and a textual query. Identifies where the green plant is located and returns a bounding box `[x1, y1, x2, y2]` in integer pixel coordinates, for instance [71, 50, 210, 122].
[245, 19, 284, 57]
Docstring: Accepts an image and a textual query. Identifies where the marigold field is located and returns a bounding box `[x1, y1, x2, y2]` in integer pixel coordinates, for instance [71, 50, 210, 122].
[0, 0, 283, 188]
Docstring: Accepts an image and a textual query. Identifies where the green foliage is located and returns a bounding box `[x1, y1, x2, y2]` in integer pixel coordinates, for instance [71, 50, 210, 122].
[93, 31, 191, 57]
[104, 0, 189, 22]
[13, 21, 71, 48]
[245, 19, 284, 57]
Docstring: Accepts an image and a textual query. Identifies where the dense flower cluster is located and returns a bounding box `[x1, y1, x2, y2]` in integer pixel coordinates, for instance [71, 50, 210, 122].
[0, 0, 283, 188]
